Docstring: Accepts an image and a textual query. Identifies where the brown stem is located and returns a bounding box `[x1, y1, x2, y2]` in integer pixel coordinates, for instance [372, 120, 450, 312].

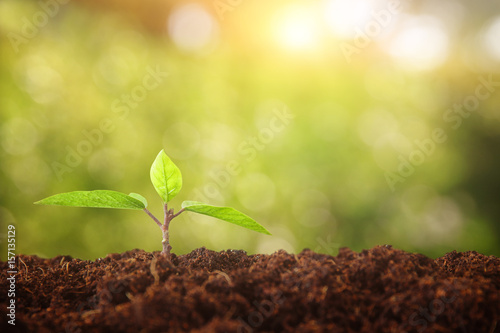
[160, 205, 185, 259]
[163, 203, 169, 227]
[173, 208, 185, 218]
[161, 223, 172, 258]
[143, 203, 183, 259]
[144, 208, 162, 228]
[162, 204, 171, 258]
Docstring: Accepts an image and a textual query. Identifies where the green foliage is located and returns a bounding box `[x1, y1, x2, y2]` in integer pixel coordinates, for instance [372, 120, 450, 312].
[1, 1, 499, 260]
[182, 201, 271, 235]
[35, 190, 146, 210]
[150, 150, 182, 203]
[128, 193, 148, 208]
[34, 150, 271, 255]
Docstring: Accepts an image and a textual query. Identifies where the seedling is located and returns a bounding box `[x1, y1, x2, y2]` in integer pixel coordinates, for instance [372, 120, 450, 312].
[35, 150, 271, 258]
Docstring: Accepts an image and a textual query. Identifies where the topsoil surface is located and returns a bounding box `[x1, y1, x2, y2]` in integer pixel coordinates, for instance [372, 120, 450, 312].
[1, 245, 499, 333]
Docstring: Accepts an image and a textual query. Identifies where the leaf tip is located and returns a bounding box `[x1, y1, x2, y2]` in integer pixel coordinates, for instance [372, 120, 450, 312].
[150, 149, 182, 203]
[257, 226, 272, 235]
[128, 193, 148, 208]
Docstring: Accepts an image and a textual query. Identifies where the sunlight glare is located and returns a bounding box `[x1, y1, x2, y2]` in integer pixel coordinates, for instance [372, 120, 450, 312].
[384, 16, 449, 71]
[324, 0, 378, 38]
[483, 16, 500, 61]
[273, 5, 320, 51]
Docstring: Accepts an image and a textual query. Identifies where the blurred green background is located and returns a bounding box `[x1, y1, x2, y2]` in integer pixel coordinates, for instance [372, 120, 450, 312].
[1, 0, 499, 260]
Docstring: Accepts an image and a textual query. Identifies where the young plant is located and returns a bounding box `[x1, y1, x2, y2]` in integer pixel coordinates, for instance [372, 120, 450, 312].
[35, 150, 271, 258]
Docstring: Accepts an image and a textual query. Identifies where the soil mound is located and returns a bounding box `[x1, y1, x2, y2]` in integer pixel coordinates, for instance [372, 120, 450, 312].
[1, 245, 499, 332]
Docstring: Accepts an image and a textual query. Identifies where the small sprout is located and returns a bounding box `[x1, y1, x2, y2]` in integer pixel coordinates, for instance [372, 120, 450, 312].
[35, 150, 271, 259]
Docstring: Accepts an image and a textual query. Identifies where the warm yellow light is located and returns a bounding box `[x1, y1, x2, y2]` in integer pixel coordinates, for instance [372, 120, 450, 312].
[272, 5, 320, 51]
[324, 0, 380, 39]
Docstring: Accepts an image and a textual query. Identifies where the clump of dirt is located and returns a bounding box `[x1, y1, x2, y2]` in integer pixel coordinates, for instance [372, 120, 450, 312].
[1, 245, 499, 332]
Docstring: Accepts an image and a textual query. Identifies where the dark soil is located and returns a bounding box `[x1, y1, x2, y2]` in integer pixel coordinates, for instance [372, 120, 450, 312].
[1, 245, 499, 333]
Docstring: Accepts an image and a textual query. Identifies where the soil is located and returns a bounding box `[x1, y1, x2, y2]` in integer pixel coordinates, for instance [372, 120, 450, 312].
[1, 245, 499, 333]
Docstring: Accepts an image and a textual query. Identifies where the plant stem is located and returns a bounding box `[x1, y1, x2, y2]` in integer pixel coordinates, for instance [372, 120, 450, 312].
[172, 208, 185, 218]
[146, 204, 186, 258]
[144, 208, 162, 228]
[138, 205, 188, 258]
[162, 203, 172, 257]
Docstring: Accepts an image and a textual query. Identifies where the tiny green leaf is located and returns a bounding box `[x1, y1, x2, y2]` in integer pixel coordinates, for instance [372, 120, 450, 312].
[34, 190, 146, 210]
[150, 150, 182, 203]
[129, 193, 148, 208]
[182, 201, 271, 235]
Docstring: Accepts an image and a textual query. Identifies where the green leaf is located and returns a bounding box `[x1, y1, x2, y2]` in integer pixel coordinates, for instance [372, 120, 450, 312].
[150, 150, 182, 203]
[34, 190, 146, 210]
[182, 201, 271, 235]
[129, 193, 148, 208]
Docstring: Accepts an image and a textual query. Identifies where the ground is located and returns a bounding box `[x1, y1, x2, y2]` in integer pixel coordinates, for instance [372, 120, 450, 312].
[1, 245, 499, 332]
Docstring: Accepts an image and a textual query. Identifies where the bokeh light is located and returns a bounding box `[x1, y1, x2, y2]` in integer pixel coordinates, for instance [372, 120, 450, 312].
[482, 16, 500, 62]
[324, 0, 381, 39]
[167, 3, 219, 52]
[272, 4, 321, 51]
[1, 0, 499, 261]
[383, 15, 450, 71]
